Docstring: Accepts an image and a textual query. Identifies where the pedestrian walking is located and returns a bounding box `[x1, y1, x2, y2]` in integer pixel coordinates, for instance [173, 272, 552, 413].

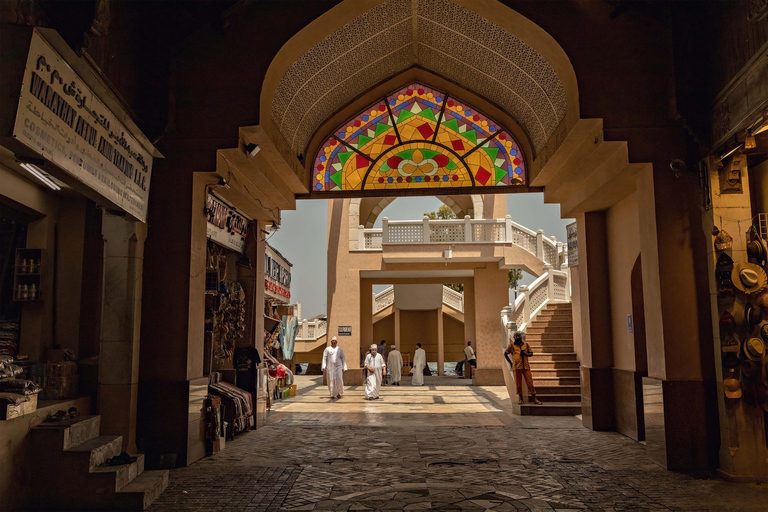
[412, 343, 426, 386]
[321, 336, 347, 399]
[364, 344, 386, 400]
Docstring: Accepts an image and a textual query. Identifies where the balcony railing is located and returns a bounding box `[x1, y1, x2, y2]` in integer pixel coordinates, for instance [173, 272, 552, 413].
[296, 319, 327, 341]
[357, 215, 565, 267]
[503, 265, 571, 333]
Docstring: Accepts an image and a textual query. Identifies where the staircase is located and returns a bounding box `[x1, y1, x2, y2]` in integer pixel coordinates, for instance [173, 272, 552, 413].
[518, 302, 582, 416]
[27, 415, 168, 510]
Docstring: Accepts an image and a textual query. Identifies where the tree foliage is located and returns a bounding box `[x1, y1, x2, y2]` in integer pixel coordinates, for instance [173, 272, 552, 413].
[508, 269, 523, 290]
[424, 204, 457, 220]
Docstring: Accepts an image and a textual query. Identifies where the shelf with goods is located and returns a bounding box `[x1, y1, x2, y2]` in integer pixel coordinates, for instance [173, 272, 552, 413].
[13, 248, 43, 302]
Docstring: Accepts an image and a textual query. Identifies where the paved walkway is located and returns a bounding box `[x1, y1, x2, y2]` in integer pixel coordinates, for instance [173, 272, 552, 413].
[149, 376, 766, 511]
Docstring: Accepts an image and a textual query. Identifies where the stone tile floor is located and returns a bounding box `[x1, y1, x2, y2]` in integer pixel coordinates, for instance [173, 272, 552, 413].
[149, 376, 766, 511]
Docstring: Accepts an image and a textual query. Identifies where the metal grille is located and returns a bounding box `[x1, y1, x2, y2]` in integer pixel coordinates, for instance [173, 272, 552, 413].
[758, 213, 768, 241]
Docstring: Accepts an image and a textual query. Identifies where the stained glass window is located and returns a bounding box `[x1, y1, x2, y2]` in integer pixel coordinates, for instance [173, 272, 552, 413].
[312, 83, 526, 193]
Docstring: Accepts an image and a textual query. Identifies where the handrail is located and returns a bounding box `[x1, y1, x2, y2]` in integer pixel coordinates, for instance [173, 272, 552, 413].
[356, 215, 566, 268]
[505, 266, 572, 332]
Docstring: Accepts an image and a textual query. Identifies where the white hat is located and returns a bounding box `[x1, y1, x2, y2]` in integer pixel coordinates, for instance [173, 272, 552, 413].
[331, 336, 337, 341]
[391, 344, 396, 348]
[370, 344, 377, 349]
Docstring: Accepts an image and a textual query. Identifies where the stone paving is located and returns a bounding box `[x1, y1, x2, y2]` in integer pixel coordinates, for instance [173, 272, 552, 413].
[149, 376, 766, 511]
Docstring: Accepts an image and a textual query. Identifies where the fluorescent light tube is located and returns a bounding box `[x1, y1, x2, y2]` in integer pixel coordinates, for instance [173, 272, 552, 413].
[20, 163, 61, 191]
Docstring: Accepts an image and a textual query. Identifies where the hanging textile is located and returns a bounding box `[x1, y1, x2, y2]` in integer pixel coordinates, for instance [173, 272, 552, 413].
[280, 315, 298, 360]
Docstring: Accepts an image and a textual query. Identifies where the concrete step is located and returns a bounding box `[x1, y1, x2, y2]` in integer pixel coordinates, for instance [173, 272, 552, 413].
[66, 435, 124, 471]
[530, 320, 573, 328]
[535, 393, 582, 403]
[527, 346, 575, 353]
[529, 353, 578, 362]
[528, 360, 580, 369]
[533, 377, 580, 386]
[116, 470, 170, 510]
[526, 333, 574, 341]
[526, 328, 573, 336]
[537, 310, 572, 317]
[517, 403, 582, 416]
[546, 303, 572, 309]
[31, 415, 101, 450]
[530, 369, 580, 378]
[92, 453, 146, 491]
[534, 384, 581, 394]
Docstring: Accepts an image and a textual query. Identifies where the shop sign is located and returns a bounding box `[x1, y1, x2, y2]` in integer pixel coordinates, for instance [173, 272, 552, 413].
[13, 30, 153, 221]
[566, 221, 578, 266]
[338, 326, 352, 336]
[206, 194, 249, 253]
[264, 279, 290, 300]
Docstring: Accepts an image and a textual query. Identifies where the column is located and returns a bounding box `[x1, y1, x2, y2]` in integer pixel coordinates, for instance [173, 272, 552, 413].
[472, 265, 509, 385]
[99, 212, 146, 453]
[394, 307, 401, 351]
[575, 211, 615, 431]
[437, 308, 444, 376]
[637, 163, 717, 472]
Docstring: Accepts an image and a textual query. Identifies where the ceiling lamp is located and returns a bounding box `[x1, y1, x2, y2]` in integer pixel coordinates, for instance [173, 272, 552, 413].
[20, 163, 61, 191]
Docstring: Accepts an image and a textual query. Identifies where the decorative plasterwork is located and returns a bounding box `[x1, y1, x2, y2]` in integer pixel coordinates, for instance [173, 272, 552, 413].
[270, 0, 568, 162]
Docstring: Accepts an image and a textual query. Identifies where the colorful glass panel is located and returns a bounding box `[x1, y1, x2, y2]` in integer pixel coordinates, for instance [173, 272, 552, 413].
[312, 82, 526, 192]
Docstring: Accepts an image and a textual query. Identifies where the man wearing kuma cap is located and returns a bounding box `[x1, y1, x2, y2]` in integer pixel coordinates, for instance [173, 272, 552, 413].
[363, 344, 386, 400]
[322, 337, 347, 399]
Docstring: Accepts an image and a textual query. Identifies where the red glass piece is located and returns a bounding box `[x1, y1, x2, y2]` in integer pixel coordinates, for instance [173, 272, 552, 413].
[387, 156, 404, 169]
[384, 135, 397, 146]
[433, 154, 449, 167]
[356, 154, 369, 168]
[450, 140, 465, 151]
[476, 167, 491, 185]
[416, 123, 434, 139]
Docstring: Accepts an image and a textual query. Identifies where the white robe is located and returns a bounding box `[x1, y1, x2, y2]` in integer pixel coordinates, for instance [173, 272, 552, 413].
[412, 348, 426, 386]
[322, 345, 347, 397]
[387, 350, 403, 384]
[364, 352, 386, 399]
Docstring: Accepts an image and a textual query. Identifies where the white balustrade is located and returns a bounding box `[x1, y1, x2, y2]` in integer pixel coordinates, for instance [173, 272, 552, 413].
[442, 286, 464, 312]
[356, 216, 567, 271]
[373, 286, 395, 314]
[503, 266, 572, 332]
[296, 318, 328, 341]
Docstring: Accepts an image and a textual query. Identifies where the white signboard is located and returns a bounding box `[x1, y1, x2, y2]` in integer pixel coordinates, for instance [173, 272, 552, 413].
[566, 221, 578, 266]
[13, 30, 153, 221]
[206, 194, 249, 253]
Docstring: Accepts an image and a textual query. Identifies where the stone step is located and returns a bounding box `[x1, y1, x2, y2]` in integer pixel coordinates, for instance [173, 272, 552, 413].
[533, 377, 580, 386]
[534, 384, 581, 394]
[527, 345, 575, 353]
[537, 310, 573, 317]
[91, 453, 146, 491]
[115, 470, 170, 510]
[66, 435, 124, 471]
[530, 369, 580, 378]
[528, 360, 580, 369]
[517, 403, 582, 416]
[529, 353, 578, 362]
[526, 326, 573, 334]
[31, 415, 101, 450]
[535, 393, 582, 403]
[530, 319, 573, 328]
[546, 303, 572, 309]
[526, 333, 574, 341]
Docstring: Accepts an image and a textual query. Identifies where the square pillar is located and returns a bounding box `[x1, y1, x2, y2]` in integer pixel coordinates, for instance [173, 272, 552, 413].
[437, 308, 444, 376]
[99, 213, 146, 454]
[472, 265, 508, 385]
[394, 307, 401, 351]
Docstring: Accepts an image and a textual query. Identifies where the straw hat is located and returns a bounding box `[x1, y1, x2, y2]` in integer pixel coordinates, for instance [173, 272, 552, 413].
[732, 262, 768, 295]
[714, 229, 733, 251]
[732, 300, 763, 331]
[761, 323, 768, 344]
[747, 238, 768, 268]
[723, 377, 742, 399]
[744, 337, 766, 362]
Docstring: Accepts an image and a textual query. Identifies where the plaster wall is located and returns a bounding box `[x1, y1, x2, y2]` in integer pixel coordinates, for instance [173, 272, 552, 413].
[399, 309, 438, 362]
[606, 192, 640, 371]
[373, 312, 395, 348]
[443, 313, 465, 362]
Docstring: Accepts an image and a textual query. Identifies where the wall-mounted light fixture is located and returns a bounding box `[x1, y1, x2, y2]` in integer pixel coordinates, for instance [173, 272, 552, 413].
[744, 129, 756, 150]
[19, 162, 61, 191]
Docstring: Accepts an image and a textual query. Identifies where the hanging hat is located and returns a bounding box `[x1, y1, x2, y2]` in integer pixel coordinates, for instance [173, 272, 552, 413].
[723, 351, 741, 369]
[760, 323, 768, 343]
[757, 385, 768, 413]
[722, 332, 740, 353]
[714, 229, 733, 251]
[747, 238, 768, 268]
[746, 302, 764, 331]
[716, 253, 735, 283]
[756, 290, 768, 316]
[723, 377, 742, 399]
[719, 311, 736, 332]
[741, 359, 759, 381]
[732, 262, 768, 295]
[717, 283, 736, 302]
[744, 337, 766, 361]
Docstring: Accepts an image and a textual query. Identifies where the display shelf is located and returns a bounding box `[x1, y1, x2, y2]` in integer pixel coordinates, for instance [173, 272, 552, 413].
[13, 248, 43, 302]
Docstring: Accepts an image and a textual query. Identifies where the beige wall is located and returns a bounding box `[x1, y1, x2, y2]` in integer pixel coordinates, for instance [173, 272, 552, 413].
[606, 192, 641, 371]
[399, 309, 438, 361]
[372, 312, 394, 349]
[443, 313, 465, 362]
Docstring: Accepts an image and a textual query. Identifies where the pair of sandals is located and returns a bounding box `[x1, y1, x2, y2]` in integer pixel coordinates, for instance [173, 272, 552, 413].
[46, 407, 80, 422]
[104, 452, 138, 466]
[518, 398, 543, 405]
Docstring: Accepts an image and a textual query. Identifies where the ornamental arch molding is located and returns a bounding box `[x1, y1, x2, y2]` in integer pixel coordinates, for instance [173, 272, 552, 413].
[260, 0, 579, 192]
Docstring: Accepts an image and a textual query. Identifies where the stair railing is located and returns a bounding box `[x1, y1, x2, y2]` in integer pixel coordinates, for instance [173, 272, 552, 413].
[508, 265, 571, 332]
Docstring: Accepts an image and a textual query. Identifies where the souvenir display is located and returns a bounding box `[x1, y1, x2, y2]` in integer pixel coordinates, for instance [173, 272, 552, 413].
[714, 228, 733, 251]
[731, 262, 768, 295]
[747, 238, 768, 268]
[723, 376, 742, 399]
[744, 337, 766, 362]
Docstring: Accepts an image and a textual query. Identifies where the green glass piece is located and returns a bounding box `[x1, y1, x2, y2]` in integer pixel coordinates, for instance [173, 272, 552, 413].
[483, 147, 499, 161]
[462, 130, 477, 145]
[374, 122, 391, 137]
[358, 135, 372, 147]
[338, 152, 353, 166]
[330, 172, 343, 188]
[442, 119, 460, 133]
[397, 110, 414, 123]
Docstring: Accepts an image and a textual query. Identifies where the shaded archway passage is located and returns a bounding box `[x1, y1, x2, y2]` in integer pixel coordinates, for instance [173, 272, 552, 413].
[147, 375, 767, 512]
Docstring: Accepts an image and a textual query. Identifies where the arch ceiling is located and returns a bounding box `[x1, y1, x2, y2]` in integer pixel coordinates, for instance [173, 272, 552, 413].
[312, 81, 526, 193]
[268, 0, 573, 177]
